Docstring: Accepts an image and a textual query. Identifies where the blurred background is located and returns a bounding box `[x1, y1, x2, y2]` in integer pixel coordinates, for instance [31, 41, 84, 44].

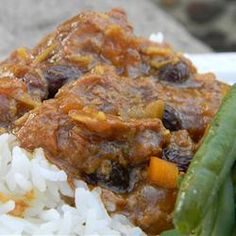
[155, 0, 236, 52]
[0, 0, 235, 59]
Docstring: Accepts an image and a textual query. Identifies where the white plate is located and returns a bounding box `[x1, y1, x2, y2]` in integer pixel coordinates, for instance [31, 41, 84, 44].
[186, 53, 236, 85]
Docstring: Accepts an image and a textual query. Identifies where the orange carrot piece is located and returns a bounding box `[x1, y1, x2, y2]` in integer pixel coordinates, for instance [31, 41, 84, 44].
[148, 156, 179, 189]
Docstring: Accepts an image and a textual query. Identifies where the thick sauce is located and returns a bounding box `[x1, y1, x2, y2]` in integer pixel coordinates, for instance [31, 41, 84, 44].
[0, 8, 229, 235]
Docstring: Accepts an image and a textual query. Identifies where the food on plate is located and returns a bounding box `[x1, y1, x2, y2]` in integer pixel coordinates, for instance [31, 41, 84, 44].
[0, 8, 233, 235]
[174, 84, 236, 235]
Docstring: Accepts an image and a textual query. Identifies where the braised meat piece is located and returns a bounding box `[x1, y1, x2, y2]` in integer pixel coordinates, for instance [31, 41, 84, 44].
[55, 66, 161, 119]
[0, 62, 46, 129]
[121, 184, 177, 234]
[15, 66, 170, 175]
[100, 169, 177, 234]
[31, 8, 185, 79]
[153, 73, 228, 140]
[0, 47, 48, 130]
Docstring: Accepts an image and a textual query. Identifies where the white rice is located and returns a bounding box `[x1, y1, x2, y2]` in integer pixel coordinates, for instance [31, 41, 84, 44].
[149, 32, 164, 43]
[0, 133, 145, 236]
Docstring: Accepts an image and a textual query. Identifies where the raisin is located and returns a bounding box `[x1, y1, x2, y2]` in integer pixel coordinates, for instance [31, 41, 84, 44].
[162, 148, 192, 172]
[85, 161, 130, 193]
[44, 65, 81, 98]
[163, 105, 182, 131]
[159, 62, 190, 83]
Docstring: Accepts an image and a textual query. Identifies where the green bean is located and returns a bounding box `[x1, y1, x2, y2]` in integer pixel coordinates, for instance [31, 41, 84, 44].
[160, 229, 183, 236]
[161, 177, 234, 236]
[174, 84, 236, 233]
[233, 225, 236, 236]
[232, 163, 236, 219]
[198, 194, 218, 236]
[177, 175, 184, 188]
[211, 175, 234, 236]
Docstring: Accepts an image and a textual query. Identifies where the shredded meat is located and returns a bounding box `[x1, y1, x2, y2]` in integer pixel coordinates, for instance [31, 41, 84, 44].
[0, 8, 228, 235]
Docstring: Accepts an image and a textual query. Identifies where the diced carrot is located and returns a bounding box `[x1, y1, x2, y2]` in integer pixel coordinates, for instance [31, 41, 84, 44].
[148, 156, 179, 189]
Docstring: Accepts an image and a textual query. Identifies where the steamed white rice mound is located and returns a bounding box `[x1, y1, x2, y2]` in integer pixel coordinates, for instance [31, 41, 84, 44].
[0, 133, 145, 236]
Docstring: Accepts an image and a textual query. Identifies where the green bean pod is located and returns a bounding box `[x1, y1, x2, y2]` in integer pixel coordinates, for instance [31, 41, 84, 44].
[199, 195, 218, 236]
[233, 225, 236, 236]
[174, 84, 236, 233]
[160, 229, 183, 236]
[210, 175, 234, 236]
[232, 163, 236, 219]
